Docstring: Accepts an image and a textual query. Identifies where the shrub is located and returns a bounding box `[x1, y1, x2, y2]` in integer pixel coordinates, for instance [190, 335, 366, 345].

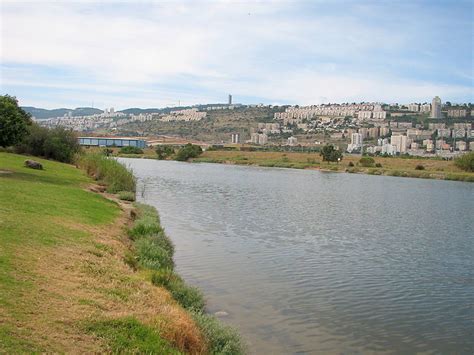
[118, 191, 135, 201]
[348, 161, 354, 167]
[192, 312, 245, 355]
[128, 216, 163, 239]
[359, 156, 375, 167]
[320, 144, 342, 162]
[120, 146, 143, 154]
[168, 281, 205, 311]
[415, 164, 425, 170]
[175, 144, 203, 161]
[16, 124, 81, 163]
[155, 145, 175, 160]
[134, 237, 174, 270]
[454, 152, 474, 172]
[103, 148, 113, 156]
[76, 154, 136, 193]
[151, 269, 181, 288]
[375, 163, 382, 168]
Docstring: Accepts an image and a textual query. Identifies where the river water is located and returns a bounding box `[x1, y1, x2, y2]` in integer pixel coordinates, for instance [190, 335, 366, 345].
[121, 158, 474, 354]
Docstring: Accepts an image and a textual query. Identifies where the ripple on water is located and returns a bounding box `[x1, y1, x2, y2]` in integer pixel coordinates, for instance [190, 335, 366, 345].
[125, 159, 474, 354]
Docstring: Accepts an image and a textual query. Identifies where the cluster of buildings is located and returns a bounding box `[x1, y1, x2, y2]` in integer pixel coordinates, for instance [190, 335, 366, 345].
[274, 103, 388, 125]
[38, 110, 157, 131]
[346, 121, 473, 156]
[161, 108, 207, 122]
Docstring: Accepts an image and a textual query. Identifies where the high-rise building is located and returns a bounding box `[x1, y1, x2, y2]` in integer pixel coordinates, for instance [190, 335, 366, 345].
[431, 96, 442, 118]
[231, 133, 240, 144]
[390, 135, 408, 153]
[228, 94, 232, 105]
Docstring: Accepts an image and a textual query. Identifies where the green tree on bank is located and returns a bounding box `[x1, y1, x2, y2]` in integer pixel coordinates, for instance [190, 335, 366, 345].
[320, 144, 343, 163]
[0, 95, 31, 147]
[175, 144, 203, 161]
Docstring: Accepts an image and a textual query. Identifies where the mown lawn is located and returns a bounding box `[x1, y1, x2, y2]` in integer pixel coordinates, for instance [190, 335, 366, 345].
[0, 153, 197, 353]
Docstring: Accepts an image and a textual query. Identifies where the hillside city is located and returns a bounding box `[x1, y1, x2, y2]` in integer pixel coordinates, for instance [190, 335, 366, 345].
[32, 96, 474, 158]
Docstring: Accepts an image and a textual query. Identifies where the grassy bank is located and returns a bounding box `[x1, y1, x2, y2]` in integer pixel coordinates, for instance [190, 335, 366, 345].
[0, 151, 245, 353]
[193, 150, 474, 182]
[127, 203, 244, 354]
[0, 152, 206, 352]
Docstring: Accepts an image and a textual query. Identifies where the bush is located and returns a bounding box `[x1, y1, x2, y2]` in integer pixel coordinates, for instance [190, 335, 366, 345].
[375, 163, 382, 168]
[192, 312, 245, 355]
[348, 161, 354, 167]
[175, 144, 203, 161]
[76, 154, 136, 193]
[155, 145, 175, 160]
[120, 146, 143, 154]
[454, 152, 474, 172]
[168, 281, 204, 311]
[415, 164, 425, 170]
[16, 124, 81, 163]
[359, 156, 375, 167]
[118, 191, 135, 201]
[134, 237, 174, 270]
[128, 216, 163, 239]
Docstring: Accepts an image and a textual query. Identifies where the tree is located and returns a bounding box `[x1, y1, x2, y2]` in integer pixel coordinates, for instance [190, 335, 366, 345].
[320, 144, 343, 163]
[0, 95, 31, 147]
[175, 143, 202, 161]
[155, 145, 175, 160]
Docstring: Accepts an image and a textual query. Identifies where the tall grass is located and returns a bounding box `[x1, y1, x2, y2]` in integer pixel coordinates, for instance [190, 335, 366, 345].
[76, 153, 136, 193]
[128, 203, 244, 354]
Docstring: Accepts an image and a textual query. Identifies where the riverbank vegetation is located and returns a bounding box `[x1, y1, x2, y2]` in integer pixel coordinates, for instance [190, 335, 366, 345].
[0, 152, 203, 352]
[76, 153, 136, 193]
[193, 150, 474, 182]
[0, 152, 243, 353]
[127, 203, 244, 354]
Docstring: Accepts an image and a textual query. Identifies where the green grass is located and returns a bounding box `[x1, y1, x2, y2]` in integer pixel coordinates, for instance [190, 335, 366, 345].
[0, 152, 120, 351]
[85, 317, 181, 354]
[192, 312, 245, 355]
[76, 153, 136, 193]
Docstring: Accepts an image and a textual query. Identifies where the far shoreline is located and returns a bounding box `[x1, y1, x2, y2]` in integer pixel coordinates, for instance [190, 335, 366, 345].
[113, 148, 474, 183]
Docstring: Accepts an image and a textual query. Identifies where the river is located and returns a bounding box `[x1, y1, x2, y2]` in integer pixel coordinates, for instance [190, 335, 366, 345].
[121, 158, 474, 354]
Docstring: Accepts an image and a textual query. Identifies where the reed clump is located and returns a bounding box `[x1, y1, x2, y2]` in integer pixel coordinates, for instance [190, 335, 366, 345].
[76, 153, 136, 193]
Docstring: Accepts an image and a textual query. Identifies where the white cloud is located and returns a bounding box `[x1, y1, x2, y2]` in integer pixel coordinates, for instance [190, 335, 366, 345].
[1, 1, 472, 107]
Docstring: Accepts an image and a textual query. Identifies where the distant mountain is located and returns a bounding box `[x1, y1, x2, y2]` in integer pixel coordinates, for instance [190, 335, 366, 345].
[22, 106, 103, 119]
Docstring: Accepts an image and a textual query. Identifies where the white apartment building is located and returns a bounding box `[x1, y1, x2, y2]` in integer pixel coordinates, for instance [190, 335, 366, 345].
[372, 111, 387, 119]
[358, 111, 372, 120]
[231, 133, 240, 144]
[420, 103, 431, 113]
[287, 136, 298, 146]
[408, 103, 420, 112]
[347, 133, 363, 153]
[390, 135, 408, 154]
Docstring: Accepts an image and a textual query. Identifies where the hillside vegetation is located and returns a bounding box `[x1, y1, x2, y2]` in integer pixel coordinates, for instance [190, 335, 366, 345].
[118, 107, 278, 142]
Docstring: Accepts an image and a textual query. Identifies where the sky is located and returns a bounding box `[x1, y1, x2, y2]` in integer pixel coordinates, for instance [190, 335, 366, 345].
[0, 0, 473, 109]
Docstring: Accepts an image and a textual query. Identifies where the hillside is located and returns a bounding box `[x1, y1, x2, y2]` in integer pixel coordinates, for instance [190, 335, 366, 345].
[0, 153, 204, 353]
[117, 106, 279, 142]
[22, 106, 103, 119]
